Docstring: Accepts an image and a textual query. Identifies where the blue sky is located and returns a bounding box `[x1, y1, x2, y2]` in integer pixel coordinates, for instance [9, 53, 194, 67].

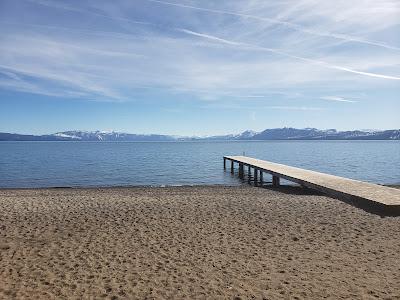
[0, 0, 399, 135]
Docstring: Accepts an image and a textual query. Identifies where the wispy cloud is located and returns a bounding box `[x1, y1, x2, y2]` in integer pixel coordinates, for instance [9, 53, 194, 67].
[320, 96, 357, 103]
[234, 95, 266, 98]
[24, 0, 152, 26]
[0, 0, 399, 106]
[147, 0, 400, 51]
[0, 63, 125, 101]
[180, 29, 400, 81]
[264, 106, 324, 111]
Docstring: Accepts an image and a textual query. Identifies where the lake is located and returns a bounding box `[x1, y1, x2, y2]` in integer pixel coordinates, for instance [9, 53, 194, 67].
[0, 141, 399, 188]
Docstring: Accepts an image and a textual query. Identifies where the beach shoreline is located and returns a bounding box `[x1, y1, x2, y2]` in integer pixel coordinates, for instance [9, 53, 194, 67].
[1, 185, 399, 299]
[0, 182, 398, 190]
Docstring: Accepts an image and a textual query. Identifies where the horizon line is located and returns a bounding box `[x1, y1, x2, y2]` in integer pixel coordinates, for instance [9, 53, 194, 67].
[1, 127, 399, 137]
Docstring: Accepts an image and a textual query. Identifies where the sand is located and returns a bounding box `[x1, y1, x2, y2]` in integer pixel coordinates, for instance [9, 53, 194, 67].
[0, 186, 399, 299]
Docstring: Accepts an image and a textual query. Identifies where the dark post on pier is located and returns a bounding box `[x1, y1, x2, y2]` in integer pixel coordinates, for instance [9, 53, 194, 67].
[223, 155, 400, 216]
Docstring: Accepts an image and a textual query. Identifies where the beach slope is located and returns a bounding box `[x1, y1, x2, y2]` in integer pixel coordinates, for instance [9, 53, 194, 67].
[1, 186, 399, 299]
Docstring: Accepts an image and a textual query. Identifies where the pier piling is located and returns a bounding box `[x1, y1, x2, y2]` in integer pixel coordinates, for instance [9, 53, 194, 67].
[239, 163, 244, 179]
[223, 155, 400, 216]
[272, 175, 280, 187]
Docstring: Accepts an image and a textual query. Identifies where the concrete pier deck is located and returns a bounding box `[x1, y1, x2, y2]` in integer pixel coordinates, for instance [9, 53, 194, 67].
[224, 155, 400, 215]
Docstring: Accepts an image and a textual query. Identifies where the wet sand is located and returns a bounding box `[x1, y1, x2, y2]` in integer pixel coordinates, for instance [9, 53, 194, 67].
[0, 186, 399, 299]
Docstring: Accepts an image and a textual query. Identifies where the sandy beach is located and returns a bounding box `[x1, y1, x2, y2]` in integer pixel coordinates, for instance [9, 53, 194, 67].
[0, 186, 399, 299]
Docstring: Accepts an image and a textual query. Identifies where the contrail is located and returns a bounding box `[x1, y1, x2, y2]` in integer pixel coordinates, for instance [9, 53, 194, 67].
[327, 66, 400, 80]
[179, 29, 241, 46]
[179, 29, 400, 81]
[148, 0, 400, 51]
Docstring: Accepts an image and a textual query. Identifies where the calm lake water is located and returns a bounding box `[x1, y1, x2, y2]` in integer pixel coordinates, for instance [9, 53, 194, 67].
[0, 141, 399, 188]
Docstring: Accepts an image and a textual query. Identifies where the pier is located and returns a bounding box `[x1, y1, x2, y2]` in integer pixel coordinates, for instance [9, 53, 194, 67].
[224, 155, 400, 215]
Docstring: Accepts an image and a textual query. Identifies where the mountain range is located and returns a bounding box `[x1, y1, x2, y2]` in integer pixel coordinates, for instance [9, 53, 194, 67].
[1, 128, 399, 141]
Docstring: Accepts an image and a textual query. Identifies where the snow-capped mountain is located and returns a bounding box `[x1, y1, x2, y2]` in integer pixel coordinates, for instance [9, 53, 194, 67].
[234, 130, 259, 139]
[51, 131, 176, 141]
[0, 128, 399, 141]
[249, 128, 400, 140]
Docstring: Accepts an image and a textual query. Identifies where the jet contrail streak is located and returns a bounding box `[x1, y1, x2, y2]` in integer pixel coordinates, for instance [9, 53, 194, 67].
[179, 29, 400, 81]
[149, 0, 400, 51]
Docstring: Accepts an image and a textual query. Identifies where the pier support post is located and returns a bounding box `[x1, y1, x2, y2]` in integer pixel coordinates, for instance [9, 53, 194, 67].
[272, 175, 280, 187]
[247, 165, 251, 182]
[230, 160, 234, 174]
[260, 171, 263, 186]
[239, 163, 244, 179]
[254, 168, 258, 186]
[223, 157, 226, 170]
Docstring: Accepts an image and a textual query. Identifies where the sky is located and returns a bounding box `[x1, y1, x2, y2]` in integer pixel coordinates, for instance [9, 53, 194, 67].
[0, 0, 399, 135]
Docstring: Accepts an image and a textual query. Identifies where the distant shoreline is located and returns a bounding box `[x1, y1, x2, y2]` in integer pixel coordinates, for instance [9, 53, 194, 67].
[1, 127, 399, 141]
[1, 139, 400, 142]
